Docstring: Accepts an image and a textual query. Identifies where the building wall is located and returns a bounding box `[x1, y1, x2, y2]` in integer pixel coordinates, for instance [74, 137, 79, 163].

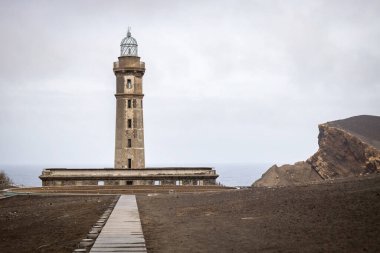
[40, 168, 218, 186]
[42, 178, 216, 187]
[41, 168, 217, 177]
[114, 56, 145, 168]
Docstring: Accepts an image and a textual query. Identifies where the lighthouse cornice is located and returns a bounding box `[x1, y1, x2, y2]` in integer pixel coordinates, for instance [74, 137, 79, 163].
[113, 68, 145, 76]
[114, 93, 144, 99]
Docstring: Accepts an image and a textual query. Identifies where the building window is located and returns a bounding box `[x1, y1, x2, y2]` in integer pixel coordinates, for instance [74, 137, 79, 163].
[128, 119, 132, 128]
[128, 99, 132, 108]
[133, 99, 137, 108]
[141, 100, 143, 108]
[127, 180, 133, 185]
[127, 79, 132, 89]
[154, 180, 160, 186]
[176, 180, 182, 186]
[128, 139, 132, 148]
[98, 181, 105, 186]
[128, 159, 132, 168]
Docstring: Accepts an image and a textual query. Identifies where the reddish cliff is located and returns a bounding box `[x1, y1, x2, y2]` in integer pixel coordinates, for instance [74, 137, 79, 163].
[254, 115, 380, 187]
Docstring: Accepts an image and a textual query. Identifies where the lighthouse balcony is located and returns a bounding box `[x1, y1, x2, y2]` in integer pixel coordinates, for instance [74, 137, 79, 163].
[113, 60, 145, 70]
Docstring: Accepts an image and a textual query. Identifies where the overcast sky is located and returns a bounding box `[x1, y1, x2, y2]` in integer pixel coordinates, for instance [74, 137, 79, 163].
[0, 0, 379, 168]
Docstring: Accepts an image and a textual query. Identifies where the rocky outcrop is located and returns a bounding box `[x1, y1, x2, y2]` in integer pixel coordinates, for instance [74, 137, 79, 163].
[253, 162, 322, 187]
[253, 115, 380, 187]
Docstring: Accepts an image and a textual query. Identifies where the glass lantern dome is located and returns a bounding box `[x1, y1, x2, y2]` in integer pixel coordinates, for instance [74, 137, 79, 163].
[120, 27, 138, 56]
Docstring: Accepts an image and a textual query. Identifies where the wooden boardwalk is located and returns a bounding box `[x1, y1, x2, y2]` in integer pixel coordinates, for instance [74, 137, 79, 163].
[90, 195, 147, 253]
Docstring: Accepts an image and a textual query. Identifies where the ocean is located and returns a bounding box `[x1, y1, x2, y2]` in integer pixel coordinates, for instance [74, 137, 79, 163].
[1, 163, 271, 187]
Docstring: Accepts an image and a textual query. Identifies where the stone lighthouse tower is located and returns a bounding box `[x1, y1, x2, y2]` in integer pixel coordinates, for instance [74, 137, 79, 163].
[113, 28, 145, 169]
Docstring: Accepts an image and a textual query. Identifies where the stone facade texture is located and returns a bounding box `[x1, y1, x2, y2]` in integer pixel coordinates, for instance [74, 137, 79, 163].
[114, 56, 145, 168]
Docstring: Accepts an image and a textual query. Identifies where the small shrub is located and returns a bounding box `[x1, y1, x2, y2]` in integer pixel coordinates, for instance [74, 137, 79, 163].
[0, 170, 13, 189]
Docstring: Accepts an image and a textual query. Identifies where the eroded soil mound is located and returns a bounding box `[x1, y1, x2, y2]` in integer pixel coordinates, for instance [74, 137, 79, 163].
[253, 162, 322, 187]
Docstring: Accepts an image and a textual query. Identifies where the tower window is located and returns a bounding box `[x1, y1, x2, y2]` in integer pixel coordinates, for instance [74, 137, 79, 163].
[141, 100, 143, 108]
[128, 119, 132, 128]
[128, 159, 132, 169]
[127, 139, 132, 148]
[128, 99, 132, 108]
[127, 79, 132, 89]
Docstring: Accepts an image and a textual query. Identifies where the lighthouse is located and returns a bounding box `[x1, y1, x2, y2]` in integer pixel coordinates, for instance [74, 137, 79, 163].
[40, 29, 219, 186]
[113, 28, 145, 169]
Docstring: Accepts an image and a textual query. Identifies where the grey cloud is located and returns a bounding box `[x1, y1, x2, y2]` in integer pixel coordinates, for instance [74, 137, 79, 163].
[0, 0, 379, 167]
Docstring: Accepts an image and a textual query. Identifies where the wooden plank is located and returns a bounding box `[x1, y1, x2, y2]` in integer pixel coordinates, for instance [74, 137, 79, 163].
[90, 195, 147, 253]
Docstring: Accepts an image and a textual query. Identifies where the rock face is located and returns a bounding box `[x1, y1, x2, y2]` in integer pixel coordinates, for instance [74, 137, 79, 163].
[308, 118, 380, 179]
[253, 115, 380, 187]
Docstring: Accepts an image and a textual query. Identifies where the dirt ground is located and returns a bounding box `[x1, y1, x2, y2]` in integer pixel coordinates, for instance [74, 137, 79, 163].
[0, 195, 116, 253]
[10, 185, 232, 195]
[137, 176, 380, 253]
